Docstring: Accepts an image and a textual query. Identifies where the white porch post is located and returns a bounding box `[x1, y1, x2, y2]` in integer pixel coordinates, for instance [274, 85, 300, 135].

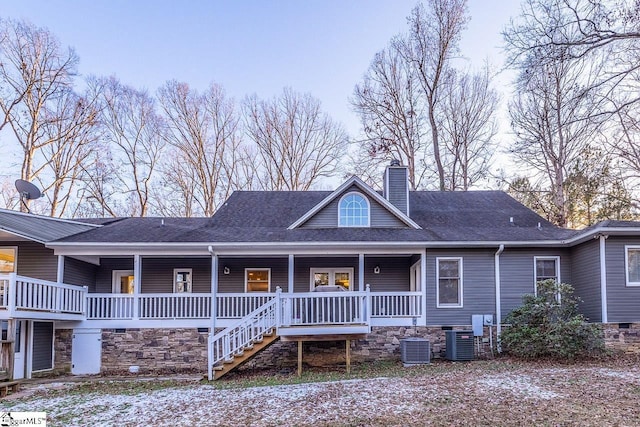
[56, 255, 65, 283]
[358, 254, 364, 292]
[420, 249, 427, 326]
[211, 252, 218, 331]
[133, 254, 141, 320]
[288, 254, 294, 292]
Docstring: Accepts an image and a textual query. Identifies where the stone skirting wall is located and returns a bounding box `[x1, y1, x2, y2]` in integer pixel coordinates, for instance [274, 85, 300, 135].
[101, 328, 208, 375]
[240, 326, 491, 372]
[54, 329, 73, 374]
[603, 323, 640, 354]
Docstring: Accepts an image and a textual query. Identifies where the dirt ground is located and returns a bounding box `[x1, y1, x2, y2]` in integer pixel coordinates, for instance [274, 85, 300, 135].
[2, 358, 640, 426]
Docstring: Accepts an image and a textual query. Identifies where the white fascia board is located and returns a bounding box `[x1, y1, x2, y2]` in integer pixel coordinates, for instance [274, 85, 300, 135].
[48, 238, 573, 257]
[563, 227, 640, 246]
[288, 175, 421, 230]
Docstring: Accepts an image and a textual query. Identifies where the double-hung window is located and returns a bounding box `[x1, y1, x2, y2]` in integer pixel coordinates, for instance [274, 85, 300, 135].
[436, 257, 463, 308]
[246, 269, 271, 292]
[534, 256, 560, 294]
[174, 269, 193, 293]
[626, 246, 640, 286]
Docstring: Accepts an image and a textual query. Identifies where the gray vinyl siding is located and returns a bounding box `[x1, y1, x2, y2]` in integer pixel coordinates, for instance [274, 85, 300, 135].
[141, 258, 211, 293]
[217, 257, 288, 293]
[63, 257, 97, 291]
[95, 258, 134, 292]
[301, 185, 406, 228]
[426, 249, 495, 326]
[32, 321, 54, 371]
[294, 257, 359, 292]
[571, 240, 602, 322]
[6, 241, 57, 282]
[384, 167, 408, 215]
[363, 257, 411, 292]
[604, 237, 640, 322]
[500, 248, 572, 322]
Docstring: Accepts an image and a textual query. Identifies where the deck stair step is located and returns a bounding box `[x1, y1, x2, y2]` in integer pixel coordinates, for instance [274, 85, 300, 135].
[213, 333, 280, 380]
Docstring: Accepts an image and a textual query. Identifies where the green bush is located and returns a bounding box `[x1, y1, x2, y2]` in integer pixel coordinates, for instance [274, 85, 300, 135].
[500, 279, 605, 360]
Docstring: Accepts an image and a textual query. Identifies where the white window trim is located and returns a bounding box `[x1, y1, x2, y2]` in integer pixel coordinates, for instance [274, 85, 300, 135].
[309, 268, 355, 290]
[112, 270, 134, 294]
[625, 245, 640, 286]
[0, 246, 18, 274]
[533, 256, 561, 295]
[436, 257, 463, 308]
[173, 268, 193, 293]
[245, 268, 271, 293]
[337, 191, 370, 228]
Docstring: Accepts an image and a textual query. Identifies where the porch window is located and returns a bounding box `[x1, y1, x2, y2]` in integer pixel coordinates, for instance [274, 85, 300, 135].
[534, 256, 560, 293]
[436, 258, 463, 308]
[246, 269, 270, 292]
[626, 246, 640, 286]
[310, 268, 353, 290]
[0, 247, 17, 273]
[174, 268, 193, 293]
[338, 192, 370, 227]
[112, 270, 134, 294]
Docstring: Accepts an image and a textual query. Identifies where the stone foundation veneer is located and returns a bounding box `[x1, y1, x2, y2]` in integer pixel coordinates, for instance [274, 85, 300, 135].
[603, 323, 640, 354]
[50, 323, 640, 376]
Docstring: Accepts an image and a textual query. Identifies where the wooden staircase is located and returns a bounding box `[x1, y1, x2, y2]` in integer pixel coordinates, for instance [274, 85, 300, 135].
[212, 331, 279, 380]
[208, 298, 279, 380]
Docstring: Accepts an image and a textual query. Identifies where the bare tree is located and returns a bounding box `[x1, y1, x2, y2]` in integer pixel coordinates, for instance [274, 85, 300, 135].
[243, 88, 348, 191]
[352, 46, 426, 189]
[96, 77, 165, 217]
[438, 66, 499, 190]
[505, 0, 606, 226]
[353, 0, 496, 191]
[0, 19, 79, 211]
[37, 87, 101, 217]
[158, 81, 241, 216]
[397, 0, 469, 190]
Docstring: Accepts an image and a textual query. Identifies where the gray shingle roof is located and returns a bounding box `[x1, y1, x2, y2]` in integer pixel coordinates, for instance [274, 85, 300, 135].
[53, 190, 575, 244]
[0, 208, 100, 243]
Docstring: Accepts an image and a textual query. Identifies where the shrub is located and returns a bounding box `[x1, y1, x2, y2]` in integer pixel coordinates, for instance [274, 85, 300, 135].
[500, 279, 605, 360]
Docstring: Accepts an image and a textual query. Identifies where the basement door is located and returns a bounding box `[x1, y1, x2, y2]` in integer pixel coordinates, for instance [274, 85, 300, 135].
[13, 320, 26, 380]
[72, 329, 102, 375]
[31, 321, 54, 374]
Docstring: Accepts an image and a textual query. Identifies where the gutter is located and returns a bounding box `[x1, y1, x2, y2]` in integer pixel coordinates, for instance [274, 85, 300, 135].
[494, 244, 505, 352]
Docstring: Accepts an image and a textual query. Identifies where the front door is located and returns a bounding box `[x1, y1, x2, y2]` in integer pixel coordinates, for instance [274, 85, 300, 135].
[13, 320, 25, 380]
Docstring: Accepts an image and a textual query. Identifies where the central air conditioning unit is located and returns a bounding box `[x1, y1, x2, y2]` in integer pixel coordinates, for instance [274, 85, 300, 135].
[445, 330, 475, 361]
[400, 338, 430, 364]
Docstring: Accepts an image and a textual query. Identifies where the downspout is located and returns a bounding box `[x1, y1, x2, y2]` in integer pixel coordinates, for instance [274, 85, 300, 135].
[599, 235, 608, 323]
[494, 244, 505, 351]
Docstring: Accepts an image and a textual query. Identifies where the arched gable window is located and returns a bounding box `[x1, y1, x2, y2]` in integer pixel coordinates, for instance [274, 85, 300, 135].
[338, 192, 370, 227]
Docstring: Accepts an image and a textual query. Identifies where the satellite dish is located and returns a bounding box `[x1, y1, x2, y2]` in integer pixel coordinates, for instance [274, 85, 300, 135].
[15, 179, 43, 213]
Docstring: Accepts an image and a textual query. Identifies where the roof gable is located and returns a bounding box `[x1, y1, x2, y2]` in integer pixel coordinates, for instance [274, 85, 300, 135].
[288, 176, 421, 230]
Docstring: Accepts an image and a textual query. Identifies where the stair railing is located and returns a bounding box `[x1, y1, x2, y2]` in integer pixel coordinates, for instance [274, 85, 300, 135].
[207, 292, 278, 380]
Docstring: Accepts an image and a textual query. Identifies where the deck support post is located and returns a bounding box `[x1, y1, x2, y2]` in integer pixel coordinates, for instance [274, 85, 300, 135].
[346, 339, 351, 374]
[297, 340, 302, 377]
[6, 319, 15, 381]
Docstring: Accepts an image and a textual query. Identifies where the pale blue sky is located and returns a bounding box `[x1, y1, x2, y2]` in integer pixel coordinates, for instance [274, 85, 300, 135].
[2, 0, 521, 139]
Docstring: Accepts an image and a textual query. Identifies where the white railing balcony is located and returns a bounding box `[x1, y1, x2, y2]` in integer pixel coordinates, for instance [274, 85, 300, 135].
[0, 274, 87, 320]
[217, 293, 276, 319]
[278, 291, 369, 326]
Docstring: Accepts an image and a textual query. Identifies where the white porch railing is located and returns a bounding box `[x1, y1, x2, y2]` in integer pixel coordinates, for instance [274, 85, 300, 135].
[139, 293, 211, 319]
[370, 292, 422, 317]
[208, 298, 277, 379]
[86, 294, 135, 319]
[217, 293, 276, 319]
[0, 274, 87, 316]
[279, 290, 369, 326]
